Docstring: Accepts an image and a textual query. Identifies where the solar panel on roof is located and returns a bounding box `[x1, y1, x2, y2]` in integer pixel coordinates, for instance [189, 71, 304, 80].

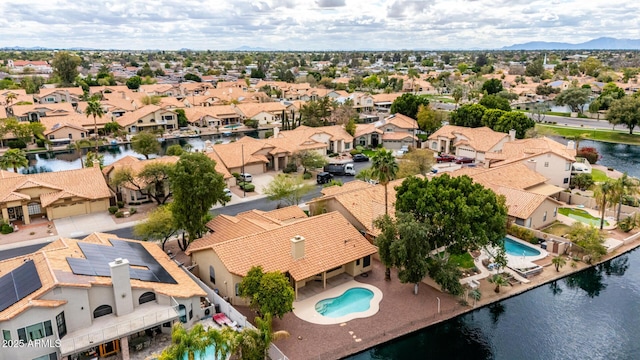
[0, 260, 43, 313]
[65, 240, 177, 284]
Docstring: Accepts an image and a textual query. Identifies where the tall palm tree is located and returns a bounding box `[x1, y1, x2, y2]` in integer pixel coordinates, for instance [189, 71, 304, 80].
[612, 173, 640, 221]
[594, 179, 616, 230]
[371, 148, 399, 215]
[206, 326, 236, 360]
[159, 323, 209, 360]
[0, 149, 29, 173]
[84, 99, 104, 152]
[72, 139, 91, 168]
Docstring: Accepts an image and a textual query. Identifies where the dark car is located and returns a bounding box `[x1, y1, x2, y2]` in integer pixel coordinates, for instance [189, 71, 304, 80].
[352, 153, 369, 162]
[436, 154, 456, 163]
[317, 172, 334, 184]
[455, 157, 475, 164]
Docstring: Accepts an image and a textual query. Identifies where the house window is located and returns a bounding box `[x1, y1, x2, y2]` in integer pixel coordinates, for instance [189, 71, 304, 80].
[543, 211, 547, 222]
[56, 312, 66, 339]
[28, 202, 41, 215]
[363, 255, 371, 267]
[209, 266, 216, 284]
[235, 283, 240, 296]
[68, 133, 73, 140]
[178, 305, 187, 323]
[345, 143, 350, 150]
[356, 259, 360, 266]
[93, 305, 113, 318]
[138, 120, 143, 124]
[81, 133, 85, 138]
[431, 142, 437, 150]
[19, 321, 53, 341]
[3, 329, 10, 341]
[563, 177, 569, 184]
[162, 115, 174, 121]
[49, 135, 55, 140]
[32, 353, 57, 360]
[46, 97, 55, 102]
[565, 162, 571, 171]
[139, 292, 156, 304]
[554, 207, 557, 217]
[544, 162, 549, 167]
[189, 304, 193, 320]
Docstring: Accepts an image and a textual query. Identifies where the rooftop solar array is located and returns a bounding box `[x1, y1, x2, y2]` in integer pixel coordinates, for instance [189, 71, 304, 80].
[66, 239, 177, 284]
[0, 260, 42, 312]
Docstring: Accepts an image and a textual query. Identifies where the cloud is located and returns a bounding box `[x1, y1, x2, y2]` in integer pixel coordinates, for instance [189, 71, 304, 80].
[316, 0, 346, 7]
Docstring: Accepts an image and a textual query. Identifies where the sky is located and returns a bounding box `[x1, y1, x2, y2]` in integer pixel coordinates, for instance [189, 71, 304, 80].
[1, 0, 639, 50]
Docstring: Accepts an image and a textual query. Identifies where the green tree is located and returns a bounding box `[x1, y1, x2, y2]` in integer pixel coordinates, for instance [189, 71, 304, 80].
[481, 109, 506, 129]
[393, 212, 432, 294]
[345, 118, 356, 136]
[133, 205, 179, 251]
[494, 111, 535, 139]
[450, 103, 486, 128]
[175, 108, 189, 127]
[426, 254, 464, 296]
[488, 274, 509, 293]
[606, 95, 640, 134]
[235, 315, 290, 360]
[0, 149, 28, 173]
[84, 98, 104, 151]
[566, 223, 607, 263]
[126, 75, 142, 90]
[263, 174, 314, 206]
[141, 95, 161, 105]
[371, 148, 398, 215]
[85, 151, 104, 168]
[389, 93, 430, 119]
[103, 121, 121, 136]
[159, 323, 208, 360]
[525, 60, 544, 77]
[611, 173, 640, 221]
[52, 51, 81, 86]
[593, 180, 616, 230]
[481, 78, 503, 95]
[374, 214, 397, 281]
[239, 266, 295, 319]
[397, 148, 435, 178]
[470, 288, 481, 307]
[571, 173, 594, 191]
[165, 144, 185, 156]
[137, 63, 154, 77]
[131, 131, 161, 159]
[184, 73, 202, 82]
[295, 150, 327, 173]
[555, 87, 591, 114]
[170, 153, 226, 250]
[451, 85, 464, 109]
[479, 94, 511, 111]
[579, 57, 602, 77]
[416, 104, 442, 134]
[552, 255, 566, 272]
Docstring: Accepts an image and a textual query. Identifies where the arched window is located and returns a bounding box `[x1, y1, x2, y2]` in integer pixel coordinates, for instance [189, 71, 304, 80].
[138, 292, 156, 305]
[93, 305, 113, 318]
[209, 266, 216, 284]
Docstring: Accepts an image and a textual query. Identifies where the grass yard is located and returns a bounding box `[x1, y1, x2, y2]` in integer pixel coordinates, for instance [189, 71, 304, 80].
[361, 149, 377, 157]
[558, 207, 608, 227]
[591, 169, 609, 182]
[541, 222, 571, 237]
[448, 252, 475, 269]
[536, 124, 640, 146]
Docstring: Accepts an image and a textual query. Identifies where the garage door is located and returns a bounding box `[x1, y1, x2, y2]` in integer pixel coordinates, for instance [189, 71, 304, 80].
[90, 200, 108, 213]
[50, 203, 88, 219]
[243, 163, 264, 175]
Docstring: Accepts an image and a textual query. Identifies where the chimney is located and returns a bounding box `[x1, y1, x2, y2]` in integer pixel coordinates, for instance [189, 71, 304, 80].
[109, 258, 134, 316]
[92, 159, 100, 168]
[291, 235, 305, 260]
[509, 129, 516, 142]
[273, 127, 280, 138]
[525, 159, 537, 172]
[567, 140, 575, 150]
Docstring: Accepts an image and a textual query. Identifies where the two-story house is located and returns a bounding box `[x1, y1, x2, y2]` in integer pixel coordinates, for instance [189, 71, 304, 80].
[427, 125, 511, 162]
[34, 88, 84, 106]
[354, 113, 418, 150]
[115, 105, 178, 134]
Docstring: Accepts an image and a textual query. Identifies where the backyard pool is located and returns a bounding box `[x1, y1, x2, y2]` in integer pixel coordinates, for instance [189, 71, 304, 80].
[182, 344, 219, 360]
[559, 207, 609, 227]
[315, 288, 374, 318]
[504, 237, 541, 257]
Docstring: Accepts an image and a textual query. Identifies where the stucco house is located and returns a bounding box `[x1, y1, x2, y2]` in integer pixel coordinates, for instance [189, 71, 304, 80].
[34, 87, 84, 105]
[354, 113, 418, 150]
[234, 102, 287, 126]
[116, 105, 178, 134]
[187, 210, 377, 304]
[427, 125, 511, 161]
[102, 156, 179, 205]
[0, 167, 113, 225]
[10, 103, 77, 123]
[0, 233, 207, 360]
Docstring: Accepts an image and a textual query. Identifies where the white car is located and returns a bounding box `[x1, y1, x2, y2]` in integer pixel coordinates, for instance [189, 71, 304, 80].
[223, 188, 232, 197]
[239, 173, 253, 182]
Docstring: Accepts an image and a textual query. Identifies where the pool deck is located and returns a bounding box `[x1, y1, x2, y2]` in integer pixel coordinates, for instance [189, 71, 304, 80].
[292, 280, 383, 325]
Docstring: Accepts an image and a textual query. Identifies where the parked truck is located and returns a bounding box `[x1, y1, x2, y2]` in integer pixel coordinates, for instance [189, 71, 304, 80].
[323, 163, 355, 176]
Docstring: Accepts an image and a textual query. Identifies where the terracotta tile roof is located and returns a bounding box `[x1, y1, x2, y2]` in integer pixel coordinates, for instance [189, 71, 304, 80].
[279, 125, 353, 143]
[0, 233, 206, 321]
[382, 132, 417, 141]
[262, 205, 308, 222]
[485, 136, 577, 164]
[159, 97, 186, 109]
[492, 186, 555, 219]
[210, 137, 270, 169]
[116, 104, 162, 127]
[203, 151, 234, 180]
[37, 87, 84, 97]
[384, 113, 418, 130]
[371, 93, 402, 103]
[139, 84, 176, 94]
[449, 163, 547, 190]
[320, 180, 373, 196]
[429, 125, 510, 152]
[235, 102, 287, 118]
[0, 167, 112, 206]
[354, 123, 382, 138]
[102, 156, 180, 190]
[209, 212, 377, 280]
[11, 102, 76, 117]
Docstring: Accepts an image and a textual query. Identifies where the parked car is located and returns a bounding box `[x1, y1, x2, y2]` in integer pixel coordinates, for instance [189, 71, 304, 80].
[436, 154, 456, 163]
[223, 188, 232, 197]
[317, 172, 334, 184]
[239, 173, 253, 182]
[323, 163, 355, 176]
[455, 157, 475, 164]
[352, 153, 369, 162]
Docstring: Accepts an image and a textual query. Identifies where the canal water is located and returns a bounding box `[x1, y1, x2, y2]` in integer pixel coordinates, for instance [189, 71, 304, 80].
[347, 140, 640, 359]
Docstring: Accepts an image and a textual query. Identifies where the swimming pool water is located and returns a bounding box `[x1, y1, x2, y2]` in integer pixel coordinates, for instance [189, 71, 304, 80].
[315, 288, 374, 318]
[503, 237, 541, 257]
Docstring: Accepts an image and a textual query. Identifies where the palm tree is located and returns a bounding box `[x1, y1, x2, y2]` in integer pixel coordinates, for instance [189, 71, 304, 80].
[84, 99, 104, 152]
[0, 149, 29, 173]
[407, 68, 419, 94]
[470, 288, 481, 307]
[552, 255, 567, 272]
[371, 148, 398, 215]
[256, 314, 290, 360]
[5, 92, 17, 107]
[72, 139, 91, 168]
[612, 173, 640, 221]
[488, 274, 509, 293]
[206, 326, 236, 360]
[159, 323, 209, 360]
[594, 179, 616, 230]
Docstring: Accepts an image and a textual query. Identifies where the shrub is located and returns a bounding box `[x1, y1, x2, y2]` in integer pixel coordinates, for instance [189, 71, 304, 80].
[1, 223, 14, 234]
[115, 211, 124, 218]
[577, 147, 599, 164]
[350, 149, 362, 155]
[283, 162, 298, 174]
[303, 172, 312, 180]
[129, 207, 137, 215]
[7, 139, 27, 149]
[506, 224, 536, 243]
[264, 130, 274, 138]
[36, 139, 45, 147]
[108, 206, 119, 214]
[116, 201, 125, 208]
[232, 172, 241, 179]
[240, 183, 255, 192]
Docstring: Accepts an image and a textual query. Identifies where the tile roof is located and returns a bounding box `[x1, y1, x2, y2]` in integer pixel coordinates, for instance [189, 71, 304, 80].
[384, 113, 418, 130]
[429, 125, 510, 152]
[448, 162, 547, 190]
[235, 102, 287, 118]
[11, 102, 76, 117]
[116, 104, 162, 127]
[210, 137, 271, 169]
[354, 123, 382, 138]
[0, 167, 112, 205]
[382, 132, 417, 141]
[102, 156, 180, 189]
[0, 233, 206, 321]
[485, 136, 577, 164]
[209, 211, 377, 280]
[37, 87, 84, 97]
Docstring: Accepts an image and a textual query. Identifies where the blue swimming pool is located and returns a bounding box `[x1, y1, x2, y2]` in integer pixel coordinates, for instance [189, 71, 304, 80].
[182, 344, 219, 360]
[315, 287, 374, 318]
[503, 237, 541, 257]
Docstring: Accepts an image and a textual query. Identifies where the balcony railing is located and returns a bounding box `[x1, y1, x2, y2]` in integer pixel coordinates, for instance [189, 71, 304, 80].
[60, 298, 180, 356]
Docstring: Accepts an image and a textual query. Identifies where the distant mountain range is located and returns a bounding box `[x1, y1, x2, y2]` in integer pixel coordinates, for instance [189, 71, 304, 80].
[502, 37, 640, 50]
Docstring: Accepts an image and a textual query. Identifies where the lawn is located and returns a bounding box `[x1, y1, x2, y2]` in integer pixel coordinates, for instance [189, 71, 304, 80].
[536, 124, 640, 146]
[558, 207, 608, 227]
[448, 252, 475, 269]
[361, 149, 377, 157]
[541, 222, 571, 237]
[591, 169, 608, 182]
